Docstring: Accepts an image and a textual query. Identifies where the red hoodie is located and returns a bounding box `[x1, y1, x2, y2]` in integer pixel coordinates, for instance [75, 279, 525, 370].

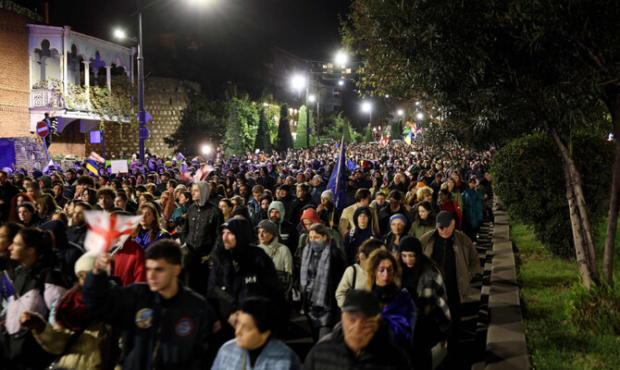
[300, 208, 322, 230]
[112, 239, 147, 286]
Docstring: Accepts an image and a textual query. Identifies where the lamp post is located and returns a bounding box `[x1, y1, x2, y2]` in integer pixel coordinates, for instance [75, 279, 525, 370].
[362, 101, 372, 127]
[116, 0, 210, 162]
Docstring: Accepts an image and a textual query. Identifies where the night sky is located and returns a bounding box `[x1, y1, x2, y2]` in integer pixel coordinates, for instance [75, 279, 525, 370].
[44, 0, 353, 98]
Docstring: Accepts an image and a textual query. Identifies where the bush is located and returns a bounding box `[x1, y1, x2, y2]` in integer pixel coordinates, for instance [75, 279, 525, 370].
[493, 132, 613, 257]
[565, 281, 620, 336]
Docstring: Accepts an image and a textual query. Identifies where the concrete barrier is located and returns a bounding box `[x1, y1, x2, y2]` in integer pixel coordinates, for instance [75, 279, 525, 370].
[484, 206, 529, 370]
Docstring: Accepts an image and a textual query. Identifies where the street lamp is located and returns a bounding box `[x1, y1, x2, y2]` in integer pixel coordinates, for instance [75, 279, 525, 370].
[335, 51, 348, 66]
[397, 109, 404, 117]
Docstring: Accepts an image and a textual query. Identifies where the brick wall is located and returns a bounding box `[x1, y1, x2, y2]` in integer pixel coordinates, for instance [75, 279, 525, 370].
[0, 10, 31, 138]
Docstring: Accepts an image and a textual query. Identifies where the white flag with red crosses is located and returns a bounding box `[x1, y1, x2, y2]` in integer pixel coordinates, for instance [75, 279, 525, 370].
[83, 211, 142, 254]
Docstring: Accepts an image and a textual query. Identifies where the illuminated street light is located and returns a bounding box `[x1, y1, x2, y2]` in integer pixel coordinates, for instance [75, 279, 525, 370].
[417, 112, 424, 120]
[416, 101, 420, 106]
[201, 144, 212, 155]
[362, 101, 372, 125]
[291, 75, 307, 91]
[309, 95, 316, 103]
[114, 29, 127, 39]
[397, 109, 404, 116]
[335, 51, 348, 66]
[338, 80, 344, 86]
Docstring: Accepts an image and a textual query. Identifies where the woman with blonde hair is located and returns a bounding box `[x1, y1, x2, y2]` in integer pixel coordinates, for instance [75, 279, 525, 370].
[365, 248, 416, 357]
[131, 203, 170, 250]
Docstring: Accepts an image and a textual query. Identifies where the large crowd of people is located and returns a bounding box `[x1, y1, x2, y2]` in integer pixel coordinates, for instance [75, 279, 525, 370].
[0, 140, 494, 369]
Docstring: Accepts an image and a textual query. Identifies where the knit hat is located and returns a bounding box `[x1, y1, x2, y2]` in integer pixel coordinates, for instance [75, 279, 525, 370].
[74, 251, 109, 277]
[17, 202, 35, 213]
[320, 190, 334, 202]
[256, 220, 279, 238]
[390, 213, 407, 225]
[398, 235, 423, 254]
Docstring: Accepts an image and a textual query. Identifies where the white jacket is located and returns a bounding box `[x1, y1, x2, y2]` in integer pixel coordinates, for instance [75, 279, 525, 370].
[258, 237, 293, 275]
[335, 264, 367, 308]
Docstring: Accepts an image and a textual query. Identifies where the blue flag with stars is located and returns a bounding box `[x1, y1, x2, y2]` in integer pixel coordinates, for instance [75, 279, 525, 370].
[327, 137, 347, 210]
[0, 271, 16, 300]
[347, 159, 356, 171]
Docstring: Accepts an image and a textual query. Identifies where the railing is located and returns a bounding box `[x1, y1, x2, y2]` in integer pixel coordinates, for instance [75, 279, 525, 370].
[31, 89, 63, 109]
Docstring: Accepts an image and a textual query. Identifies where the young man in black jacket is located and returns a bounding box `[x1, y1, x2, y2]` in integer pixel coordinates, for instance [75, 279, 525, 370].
[85, 239, 216, 370]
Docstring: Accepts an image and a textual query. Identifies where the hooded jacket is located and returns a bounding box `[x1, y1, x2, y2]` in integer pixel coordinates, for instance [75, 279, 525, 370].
[296, 208, 344, 257]
[208, 218, 284, 319]
[342, 206, 381, 265]
[40, 220, 85, 282]
[181, 181, 224, 256]
[267, 201, 298, 255]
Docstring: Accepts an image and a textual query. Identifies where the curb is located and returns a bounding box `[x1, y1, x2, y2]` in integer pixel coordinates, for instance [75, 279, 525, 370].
[485, 204, 529, 370]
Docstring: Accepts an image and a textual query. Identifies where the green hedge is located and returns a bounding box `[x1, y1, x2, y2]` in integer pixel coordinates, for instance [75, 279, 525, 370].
[493, 132, 613, 257]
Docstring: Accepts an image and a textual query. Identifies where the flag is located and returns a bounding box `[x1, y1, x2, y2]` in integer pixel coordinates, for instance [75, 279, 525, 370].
[0, 271, 16, 300]
[326, 137, 347, 210]
[347, 159, 356, 171]
[404, 129, 413, 145]
[335, 142, 340, 149]
[380, 134, 389, 146]
[43, 160, 54, 174]
[83, 211, 142, 254]
[89, 151, 105, 164]
[383, 172, 389, 188]
[194, 164, 215, 182]
[86, 159, 99, 178]
[177, 152, 185, 161]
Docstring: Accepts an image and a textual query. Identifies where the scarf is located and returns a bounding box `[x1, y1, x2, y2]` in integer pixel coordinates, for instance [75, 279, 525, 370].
[300, 241, 332, 308]
[381, 288, 417, 355]
[55, 285, 93, 331]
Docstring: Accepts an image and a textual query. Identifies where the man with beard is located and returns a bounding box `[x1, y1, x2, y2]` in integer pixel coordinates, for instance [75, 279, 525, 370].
[67, 201, 91, 248]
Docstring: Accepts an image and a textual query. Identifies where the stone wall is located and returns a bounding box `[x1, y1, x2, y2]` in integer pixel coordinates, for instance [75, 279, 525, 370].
[0, 9, 32, 138]
[0, 137, 48, 171]
[84, 77, 200, 159]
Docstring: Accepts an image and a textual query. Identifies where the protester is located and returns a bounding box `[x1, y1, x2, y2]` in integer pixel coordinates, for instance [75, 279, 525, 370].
[2, 228, 72, 369]
[462, 178, 485, 242]
[382, 213, 408, 257]
[300, 224, 347, 341]
[131, 203, 171, 250]
[399, 236, 451, 370]
[420, 211, 481, 367]
[335, 238, 383, 307]
[410, 201, 437, 239]
[17, 201, 41, 227]
[212, 297, 301, 370]
[267, 201, 298, 255]
[84, 239, 216, 369]
[256, 219, 293, 277]
[303, 289, 410, 370]
[0, 221, 22, 277]
[342, 206, 381, 266]
[67, 201, 91, 248]
[339, 189, 379, 236]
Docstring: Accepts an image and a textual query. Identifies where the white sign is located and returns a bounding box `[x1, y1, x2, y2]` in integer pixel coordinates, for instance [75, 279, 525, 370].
[111, 160, 129, 174]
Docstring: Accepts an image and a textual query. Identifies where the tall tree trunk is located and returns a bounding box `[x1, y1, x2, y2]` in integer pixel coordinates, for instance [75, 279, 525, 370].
[563, 163, 593, 290]
[603, 91, 620, 287]
[548, 126, 600, 283]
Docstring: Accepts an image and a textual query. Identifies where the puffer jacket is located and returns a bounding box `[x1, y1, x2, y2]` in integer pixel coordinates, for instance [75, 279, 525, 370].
[419, 229, 481, 302]
[2, 260, 72, 368]
[181, 181, 224, 256]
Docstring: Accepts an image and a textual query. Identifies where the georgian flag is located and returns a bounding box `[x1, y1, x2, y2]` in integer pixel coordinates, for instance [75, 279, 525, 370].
[83, 211, 142, 254]
[89, 151, 105, 164]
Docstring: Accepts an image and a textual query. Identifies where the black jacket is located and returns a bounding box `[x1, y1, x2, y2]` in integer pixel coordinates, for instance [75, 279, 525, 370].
[278, 194, 296, 224]
[208, 219, 284, 320]
[290, 194, 316, 225]
[378, 205, 411, 236]
[84, 273, 213, 370]
[303, 321, 410, 370]
[182, 201, 224, 256]
[0, 182, 19, 223]
[67, 225, 88, 248]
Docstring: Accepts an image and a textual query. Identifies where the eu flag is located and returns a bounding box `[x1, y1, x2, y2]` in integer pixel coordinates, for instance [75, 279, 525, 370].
[0, 271, 16, 300]
[347, 159, 356, 171]
[327, 138, 347, 210]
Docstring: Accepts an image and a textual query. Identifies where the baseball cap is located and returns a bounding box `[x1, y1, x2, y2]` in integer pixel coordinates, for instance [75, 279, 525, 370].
[342, 290, 381, 317]
[436, 211, 455, 228]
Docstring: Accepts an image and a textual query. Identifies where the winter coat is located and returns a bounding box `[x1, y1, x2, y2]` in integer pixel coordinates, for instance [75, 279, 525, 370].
[267, 201, 298, 255]
[181, 181, 224, 256]
[311, 183, 327, 205]
[40, 220, 85, 282]
[33, 318, 115, 370]
[450, 190, 465, 216]
[208, 219, 284, 319]
[258, 236, 293, 275]
[278, 193, 296, 224]
[83, 273, 213, 370]
[409, 218, 436, 240]
[290, 193, 315, 225]
[342, 207, 381, 265]
[302, 321, 410, 370]
[335, 264, 367, 308]
[462, 188, 484, 229]
[338, 203, 380, 237]
[2, 261, 72, 368]
[212, 338, 301, 370]
[317, 202, 341, 229]
[67, 225, 87, 248]
[134, 228, 171, 250]
[378, 205, 411, 236]
[109, 239, 146, 286]
[419, 229, 481, 302]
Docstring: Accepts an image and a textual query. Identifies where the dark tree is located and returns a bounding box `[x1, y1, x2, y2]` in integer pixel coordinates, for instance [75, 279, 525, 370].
[277, 104, 293, 153]
[254, 108, 271, 152]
